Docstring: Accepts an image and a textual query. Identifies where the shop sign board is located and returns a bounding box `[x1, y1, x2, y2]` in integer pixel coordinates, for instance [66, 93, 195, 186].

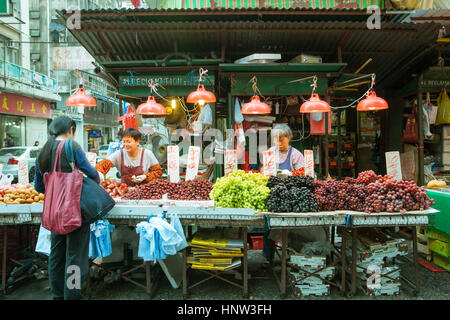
[385, 151, 402, 181]
[167, 145, 180, 183]
[118, 73, 215, 87]
[263, 149, 276, 176]
[52, 47, 95, 70]
[0, 92, 51, 119]
[18, 160, 29, 185]
[224, 149, 238, 175]
[85, 152, 97, 167]
[304, 150, 314, 178]
[185, 146, 200, 181]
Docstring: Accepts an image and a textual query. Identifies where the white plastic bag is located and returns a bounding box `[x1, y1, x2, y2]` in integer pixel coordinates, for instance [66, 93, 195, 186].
[198, 104, 213, 126]
[234, 98, 244, 124]
[170, 214, 188, 252]
[35, 225, 51, 256]
[0, 173, 14, 186]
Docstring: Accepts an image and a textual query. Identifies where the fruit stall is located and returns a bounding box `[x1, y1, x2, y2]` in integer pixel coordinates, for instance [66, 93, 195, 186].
[0, 169, 439, 297]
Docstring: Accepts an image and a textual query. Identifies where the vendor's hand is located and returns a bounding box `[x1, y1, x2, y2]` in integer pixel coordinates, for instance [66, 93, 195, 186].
[131, 175, 147, 184]
[97, 171, 105, 183]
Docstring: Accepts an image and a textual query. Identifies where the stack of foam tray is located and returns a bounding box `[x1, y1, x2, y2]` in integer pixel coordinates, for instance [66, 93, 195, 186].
[346, 228, 407, 296]
[187, 229, 243, 271]
[288, 254, 335, 297]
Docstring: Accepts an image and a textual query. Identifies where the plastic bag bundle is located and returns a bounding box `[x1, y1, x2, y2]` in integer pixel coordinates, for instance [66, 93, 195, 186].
[89, 220, 115, 259]
[436, 89, 450, 125]
[35, 225, 52, 256]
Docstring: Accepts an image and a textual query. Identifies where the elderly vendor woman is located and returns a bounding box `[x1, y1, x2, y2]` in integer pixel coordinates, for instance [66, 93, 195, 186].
[269, 124, 305, 171]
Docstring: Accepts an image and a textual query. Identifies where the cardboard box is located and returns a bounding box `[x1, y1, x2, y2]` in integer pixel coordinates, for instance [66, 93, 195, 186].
[290, 54, 322, 64]
[433, 254, 450, 272]
[429, 239, 450, 258]
[425, 227, 450, 243]
[443, 125, 450, 139]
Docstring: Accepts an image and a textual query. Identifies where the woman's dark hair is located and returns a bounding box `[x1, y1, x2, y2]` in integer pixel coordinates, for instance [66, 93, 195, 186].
[38, 116, 76, 173]
[122, 128, 141, 142]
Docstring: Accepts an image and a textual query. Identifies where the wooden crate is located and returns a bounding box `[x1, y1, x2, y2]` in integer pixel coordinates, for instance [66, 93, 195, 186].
[417, 227, 433, 261]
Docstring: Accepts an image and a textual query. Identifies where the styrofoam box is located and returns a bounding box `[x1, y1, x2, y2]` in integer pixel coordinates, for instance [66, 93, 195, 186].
[289, 273, 325, 286]
[443, 125, 450, 139]
[290, 254, 326, 269]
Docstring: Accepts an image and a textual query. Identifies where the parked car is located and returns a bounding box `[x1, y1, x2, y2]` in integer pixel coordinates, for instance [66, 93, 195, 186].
[0, 147, 41, 183]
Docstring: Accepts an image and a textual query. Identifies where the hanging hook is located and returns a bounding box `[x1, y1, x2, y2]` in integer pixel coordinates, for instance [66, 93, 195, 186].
[198, 68, 208, 84]
[75, 69, 83, 85]
[311, 76, 318, 94]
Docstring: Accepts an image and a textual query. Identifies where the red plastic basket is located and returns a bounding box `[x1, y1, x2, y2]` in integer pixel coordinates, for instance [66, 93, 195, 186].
[251, 236, 264, 250]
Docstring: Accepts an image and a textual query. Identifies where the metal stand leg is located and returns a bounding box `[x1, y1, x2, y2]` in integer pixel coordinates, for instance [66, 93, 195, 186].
[280, 229, 287, 298]
[351, 228, 357, 297]
[2, 226, 8, 295]
[182, 247, 189, 299]
[341, 228, 347, 296]
[146, 261, 151, 297]
[412, 226, 420, 296]
[243, 227, 248, 298]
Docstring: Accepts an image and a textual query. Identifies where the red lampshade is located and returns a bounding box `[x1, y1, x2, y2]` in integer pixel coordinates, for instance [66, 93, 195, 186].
[241, 96, 271, 115]
[66, 86, 97, 107]
[136, 96, 167, 117]
[299, 93, 331, 113]
[357, 91, 389, 111]
[186, 84, 216, 104]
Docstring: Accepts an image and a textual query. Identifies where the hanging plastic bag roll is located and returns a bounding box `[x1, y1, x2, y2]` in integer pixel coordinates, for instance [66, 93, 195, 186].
[436, 89, 450, 125]
[170, 214, 188, 252]
[198, 104, 213, 126]
[234, 98, 244, 124]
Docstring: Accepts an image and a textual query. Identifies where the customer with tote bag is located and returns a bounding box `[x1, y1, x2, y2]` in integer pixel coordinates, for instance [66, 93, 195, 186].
[34, 116, 100, 300]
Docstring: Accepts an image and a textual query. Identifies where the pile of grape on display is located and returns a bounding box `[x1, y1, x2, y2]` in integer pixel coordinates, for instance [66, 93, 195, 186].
[289, 253, 335, 297]
[343, 228, 408, 296]
[314, 170, 435, 213]
[209, 170, 270, 211]
[267, 176, 318, 213]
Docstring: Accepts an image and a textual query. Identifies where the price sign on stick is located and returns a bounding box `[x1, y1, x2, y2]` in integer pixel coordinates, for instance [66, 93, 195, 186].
[185, 146, 200, 181]
[224, 150, 238, 175]
[304, 150, 314, 178]
[385, 151, 402, 181]
[18, 160, 29, 185]
[86, 152, 97, 167]
[167, 145, 180, 183]
[263, 150, 276, 176]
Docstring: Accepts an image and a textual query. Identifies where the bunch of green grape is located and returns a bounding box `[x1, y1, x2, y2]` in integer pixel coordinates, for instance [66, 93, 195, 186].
[210, 170, 270, 211]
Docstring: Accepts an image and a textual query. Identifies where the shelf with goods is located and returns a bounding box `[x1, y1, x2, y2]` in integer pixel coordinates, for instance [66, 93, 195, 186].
[328, 109, 357, 178]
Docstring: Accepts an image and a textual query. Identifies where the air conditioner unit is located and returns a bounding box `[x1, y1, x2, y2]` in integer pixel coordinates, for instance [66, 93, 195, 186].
[31, 53, 41, 61]
[30, 10, 40, 19]
[30, 29, 41, 37]
[7, 41, 19, 50]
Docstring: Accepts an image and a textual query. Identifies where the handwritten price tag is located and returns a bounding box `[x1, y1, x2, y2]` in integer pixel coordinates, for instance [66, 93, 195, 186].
[86, 152, 97, 167]
[224, 150, 238, 175]
[385, 151, 402, 181]
[263, 150, 276, 177]
[185, 146, 200, 181]
[167, 145, 180, 183]
[18, 160, 29, 185]
[304, 150, 314, 178]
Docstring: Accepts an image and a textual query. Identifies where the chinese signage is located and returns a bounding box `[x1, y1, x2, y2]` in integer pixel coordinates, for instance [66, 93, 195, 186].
[185, 146, 200, 181]
[18, 160, 29, 185]
[385, 151, 402, 181]
[304, 150, 314, 178]
[52, 47, 95, 70]
[119, 73, 215, 87]
[167, 145, 180, 183]
[0, 92, 51, 119]
[263, 150, 276, 177]
[224, 150, 237, 175]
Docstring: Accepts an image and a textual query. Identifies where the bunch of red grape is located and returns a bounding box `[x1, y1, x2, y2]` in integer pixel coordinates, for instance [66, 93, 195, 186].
[122, 179, 213, 201]
[313, 171, 434, 213]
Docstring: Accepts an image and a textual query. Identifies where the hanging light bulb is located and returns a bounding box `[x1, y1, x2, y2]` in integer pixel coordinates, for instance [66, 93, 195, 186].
[357, 74, 389, 111]
[241, 76, 271, 115]
[171, 99, 176, 109]
[299, 76, 331, 113]
[135, 80, 167, 117]
[187, 68, 216, 104]
[66, 71, 96, 107]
